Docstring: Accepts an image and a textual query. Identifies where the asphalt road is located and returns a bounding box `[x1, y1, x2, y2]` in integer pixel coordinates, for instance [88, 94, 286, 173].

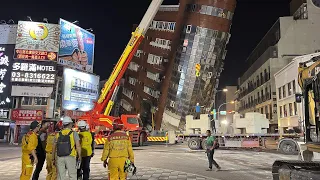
[0, 143, 297, 180]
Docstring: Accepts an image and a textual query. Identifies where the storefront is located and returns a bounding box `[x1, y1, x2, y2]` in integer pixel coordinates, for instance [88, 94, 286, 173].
[0, 109, 13, 143]
[11, 109, 43, 143]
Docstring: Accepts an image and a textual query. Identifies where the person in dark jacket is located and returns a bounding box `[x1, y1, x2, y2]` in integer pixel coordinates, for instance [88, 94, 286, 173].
[32, 121, 50, 180]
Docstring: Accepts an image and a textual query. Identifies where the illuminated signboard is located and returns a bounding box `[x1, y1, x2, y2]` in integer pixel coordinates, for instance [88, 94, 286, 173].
[14, 49, 57, 61]
[0, 45, 13, 107]
[14, 21, 60, 61]
[59, 19, 95, 72]
[11, 60, 56, 84]
[11, 109, 43, 121]
[62, 68, 99, 111]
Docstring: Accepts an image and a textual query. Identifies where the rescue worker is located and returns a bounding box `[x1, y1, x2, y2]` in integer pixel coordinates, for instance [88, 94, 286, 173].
[33, 121, 50, 180]
[77, 121, 95, 180]
[101, 119, 134, 180]
[20, 120, 41, 180]
[206, 130, 221, 171]
[45, 121, 62, 180]
[52, 116, 82, 180]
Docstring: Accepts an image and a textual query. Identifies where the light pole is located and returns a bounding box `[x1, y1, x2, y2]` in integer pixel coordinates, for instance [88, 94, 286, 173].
[213, 88, 228, 109]
[217, 101, 235, 125]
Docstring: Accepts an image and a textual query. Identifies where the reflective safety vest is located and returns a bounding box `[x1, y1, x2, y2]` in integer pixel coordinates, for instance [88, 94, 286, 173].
[45, 132, 57, 153]
[79, 131, 93, 157]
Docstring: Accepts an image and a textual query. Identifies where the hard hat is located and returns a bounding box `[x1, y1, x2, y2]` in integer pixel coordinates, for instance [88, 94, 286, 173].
[61, 116, 73, 125]
[112, 119, 124, 130]
[77, 120, 87, 128]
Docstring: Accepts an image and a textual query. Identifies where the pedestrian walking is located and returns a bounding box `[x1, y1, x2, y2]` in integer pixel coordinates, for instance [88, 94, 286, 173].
[20, 121, 41, 180]
[205, 130, 221, 171]
[77, 120, 95, 180]
[101, 119, 134, 180]
[45, 121, 62, 180]
[52, 116, 82, 180]
[32, 121, 50, 180]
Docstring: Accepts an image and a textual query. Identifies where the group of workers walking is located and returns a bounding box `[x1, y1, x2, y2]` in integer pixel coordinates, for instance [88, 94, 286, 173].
[19, 116, 135, 180]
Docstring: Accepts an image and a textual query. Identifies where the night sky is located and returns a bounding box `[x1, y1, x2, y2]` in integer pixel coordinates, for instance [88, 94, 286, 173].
[1, 0, 291, 87]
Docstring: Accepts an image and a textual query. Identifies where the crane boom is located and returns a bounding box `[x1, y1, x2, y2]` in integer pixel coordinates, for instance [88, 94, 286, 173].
[96, 0, 164, 116]
[81, 0, 164, 132]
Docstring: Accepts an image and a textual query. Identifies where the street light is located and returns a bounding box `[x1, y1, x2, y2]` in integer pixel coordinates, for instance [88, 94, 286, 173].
[213, 88, 228, 109]
[217, 101, 235, 123]
[221, 120, 228, 125]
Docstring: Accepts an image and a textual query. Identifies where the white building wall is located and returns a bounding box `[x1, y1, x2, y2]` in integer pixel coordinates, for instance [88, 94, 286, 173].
[274, 52, 320, 134]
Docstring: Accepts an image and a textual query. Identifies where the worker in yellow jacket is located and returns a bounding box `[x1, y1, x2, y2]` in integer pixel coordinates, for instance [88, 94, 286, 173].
[45, 121, 63, 180]
[101, 119, 134, 180]
[20, 121, 41, 180]
[77, 120, 95, 180]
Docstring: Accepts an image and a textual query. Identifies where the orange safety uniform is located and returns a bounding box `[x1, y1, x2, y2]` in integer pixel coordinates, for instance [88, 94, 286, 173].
[20, 131, 38, 180]
[45, 132, 57, 180]
[101, 130, 134, 180]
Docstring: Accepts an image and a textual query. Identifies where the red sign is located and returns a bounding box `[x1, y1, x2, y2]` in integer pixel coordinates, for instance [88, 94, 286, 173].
[64, 110, 85, 120]
[14, 49, 57, 61]
[11, 109, 43, 121]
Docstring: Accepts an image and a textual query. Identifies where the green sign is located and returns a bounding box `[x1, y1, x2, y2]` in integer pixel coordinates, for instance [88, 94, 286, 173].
[220, 111, 227, 115]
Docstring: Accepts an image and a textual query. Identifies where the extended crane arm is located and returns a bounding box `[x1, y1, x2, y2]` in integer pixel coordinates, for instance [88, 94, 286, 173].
[91, 0, 164, 118]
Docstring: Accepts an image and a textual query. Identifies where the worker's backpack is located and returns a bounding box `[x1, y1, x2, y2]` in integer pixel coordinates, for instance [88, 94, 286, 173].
[57, 131, 73, 157]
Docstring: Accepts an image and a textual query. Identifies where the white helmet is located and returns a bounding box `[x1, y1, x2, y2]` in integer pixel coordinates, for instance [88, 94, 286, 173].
[61, 116, 73, 125]
[77, 120, 87, 128]
[86, 124, 90, 130]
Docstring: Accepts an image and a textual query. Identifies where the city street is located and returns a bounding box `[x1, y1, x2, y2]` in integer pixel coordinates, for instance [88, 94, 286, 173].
[0, 143, 297, 180]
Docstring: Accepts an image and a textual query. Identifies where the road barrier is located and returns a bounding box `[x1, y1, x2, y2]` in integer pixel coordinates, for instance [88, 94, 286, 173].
[147, 136, 167, 142]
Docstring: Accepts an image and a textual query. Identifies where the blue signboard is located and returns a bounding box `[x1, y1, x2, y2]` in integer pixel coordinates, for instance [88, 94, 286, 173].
[58, 19, 95, 72]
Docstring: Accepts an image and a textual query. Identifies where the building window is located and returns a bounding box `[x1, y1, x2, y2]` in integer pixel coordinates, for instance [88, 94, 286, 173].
[280, 106, 283, 118]
[278, 87, 282, 99]
[34, 97, 47, 106]
[282, 85, 286, 98]
[150, 38, 171, 50]
[21, 97, 33, 106]
[284, 104, 287, 117]
[134, 50, 143, 58]
[288, 82, 292, 96]
[150, 20, 176, 32]
[292, 80, 296, 94]
[128, 77, 137, 86]
[186, 25, 192, 33]
[128, 62, 139, 72]
[123, 88, 134, 100]
[147, 54, 163, 65]
[289, 103, 293, 116]
[146, 71, 160, 82]
[170, 100, 175, 108]
[265, 106, 269, 118]
[294, 102, 298, 115]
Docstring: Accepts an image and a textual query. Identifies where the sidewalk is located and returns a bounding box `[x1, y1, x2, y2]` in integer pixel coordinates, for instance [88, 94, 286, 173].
[0, 142, 19, 147]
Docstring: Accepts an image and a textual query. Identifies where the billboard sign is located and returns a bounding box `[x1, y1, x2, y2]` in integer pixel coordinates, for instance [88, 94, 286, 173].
[0, 45, 14, 107]
[14, 21, 60, 61]
[11, 86, 53, 97]
[62, 68, 99, 111]
[11, 109, 43, 121]
[0, 109, 9, 119]
[11, 60, 56, 84]
[58, 19, 95, 72]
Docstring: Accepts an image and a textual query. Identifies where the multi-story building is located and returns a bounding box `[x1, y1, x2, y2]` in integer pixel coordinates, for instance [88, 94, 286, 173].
[120, 1, 237, 130]
[237, 0, 320, 133]
[274, 52, 320, 134]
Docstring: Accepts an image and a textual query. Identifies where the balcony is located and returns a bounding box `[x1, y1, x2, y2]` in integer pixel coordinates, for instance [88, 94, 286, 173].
[238, 75, 271, 99]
